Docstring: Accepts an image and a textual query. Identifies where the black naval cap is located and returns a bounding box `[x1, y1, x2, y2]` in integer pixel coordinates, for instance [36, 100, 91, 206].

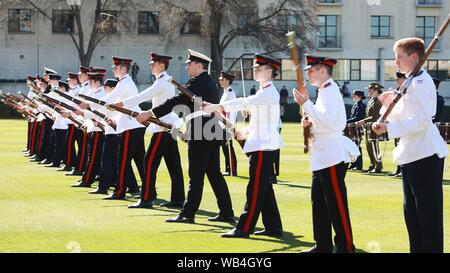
[58, 80, 70, 91]
[252, 53, 281, 70]
[67, 72, 79, 80]
[352, 90, 366, 99]
[104, 79, 118, 88]
[303, 54, 337, 71]
[49, 74, 61, 81]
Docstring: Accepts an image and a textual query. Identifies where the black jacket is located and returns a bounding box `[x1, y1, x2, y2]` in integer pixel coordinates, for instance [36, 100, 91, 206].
[152, 71, 224, 142]
[347, 100, 366, 123]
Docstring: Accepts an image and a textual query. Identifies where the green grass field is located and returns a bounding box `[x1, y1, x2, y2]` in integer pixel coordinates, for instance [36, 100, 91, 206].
[0, 119, 448, 253]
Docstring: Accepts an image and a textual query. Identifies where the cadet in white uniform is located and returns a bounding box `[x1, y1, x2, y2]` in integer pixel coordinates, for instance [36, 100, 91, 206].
[373, 38, 447, 253]
[103, 56, 146, 200]
[203, 54, 284, 238]
[115, 52, 185, 209]
[218, 71, 238, 177]
[293, 54, 360, 253]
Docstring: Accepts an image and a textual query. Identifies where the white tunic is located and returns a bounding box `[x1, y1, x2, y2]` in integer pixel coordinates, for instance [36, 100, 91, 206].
[219, 87, 237, 125]
[222, 81, 283, 153]
[384, 69, 448, 165]
[121, 71, 182, 133]
[99, 74, 145, 134]
[302, 79, 360, 172]
[83, 86, 106, 133]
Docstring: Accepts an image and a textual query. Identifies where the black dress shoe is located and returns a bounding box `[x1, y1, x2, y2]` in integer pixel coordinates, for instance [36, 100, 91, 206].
[208, 215, 236, 223]
[159, 201, 184, 208]
[94, 175, 101, 181]
[253, 229, 283, 238]
[58, 166, 73, 172]
[103, 194, 125, 200]
[300, 246, 332, 253]
[166, 214, 195, 223]
[128, 190, 141, 198]
[222, 172, 231, 176]
[89, 189, 108, 194]
[71, 181, 91, 188]
[128, 200, 154, 209]
[66, 170, 84, 176]
[221, 228, 249, 238]
[45, 163, 60, 168]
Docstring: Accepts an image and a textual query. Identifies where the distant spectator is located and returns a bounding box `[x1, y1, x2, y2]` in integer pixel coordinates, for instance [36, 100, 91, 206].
[433, 77, 445, 122]
[250, 85, 257, 95]
[279, 85, 289, 106]
[131, 62, 140, 84]
[342, 81, 350, 97]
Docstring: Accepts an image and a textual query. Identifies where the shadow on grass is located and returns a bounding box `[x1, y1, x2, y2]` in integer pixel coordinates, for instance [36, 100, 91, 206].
[275, 181, 311, 189]
[443, 179, 450, 186]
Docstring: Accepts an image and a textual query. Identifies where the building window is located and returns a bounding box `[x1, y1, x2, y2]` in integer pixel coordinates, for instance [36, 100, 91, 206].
[318, 15, 339, 48]
[237, 9, 258, 35]
[181, 12, 201, 34]
[52, 10, 74, 33]
[8, 9, 32, 33]
[224, 58, 253, 80]
[416, 16, 435, 47]
[277, 13, 300, 34]
[350, 60, 361, 80]
[384, 60, 398, 81]
[371, 16, 390, 38]
[333, 59, 377, 81]
[281, 59, 297, 80]
[425, 60, 449, 80]
[138, 11, 159, 34]
[417, 0, 441, 5]
[98, 10, 118, 33]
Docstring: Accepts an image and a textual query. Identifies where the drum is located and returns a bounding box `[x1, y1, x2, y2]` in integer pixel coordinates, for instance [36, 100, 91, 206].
[365, 122, 388, 141]
[344, 123, 360, 141]
[435, 122, 446, 142]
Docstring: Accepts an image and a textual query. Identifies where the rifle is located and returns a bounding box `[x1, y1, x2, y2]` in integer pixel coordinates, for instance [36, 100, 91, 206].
[51, 89, 116, 131]
[77, 94, 185, 139]
[379, 13, 450, 123]
[167, 77, 235, 130]
[35, 96, 85, 129]
[286, 31, 312, 153]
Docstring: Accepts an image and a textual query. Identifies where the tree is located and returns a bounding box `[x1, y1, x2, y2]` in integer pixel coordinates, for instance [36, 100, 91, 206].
[158, 0, 318, 78]
[2, 0, 141, 66]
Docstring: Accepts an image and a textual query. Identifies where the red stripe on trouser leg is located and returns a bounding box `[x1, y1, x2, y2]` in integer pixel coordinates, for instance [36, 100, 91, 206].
[66, 125, 75, 166]
[30, 122, 38, 153]
[84, 132, 99, 183]
[77, 133, 87, 172]
[116, 131, 130, 197]
[37, 122, 45, 152]
[243, 151, 264, 233]
[329, 165, 353, 253]
[144, 132, 163, 201]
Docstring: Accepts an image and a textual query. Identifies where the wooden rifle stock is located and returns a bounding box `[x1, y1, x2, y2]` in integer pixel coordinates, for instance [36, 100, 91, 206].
[286, 31, 312, 153]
